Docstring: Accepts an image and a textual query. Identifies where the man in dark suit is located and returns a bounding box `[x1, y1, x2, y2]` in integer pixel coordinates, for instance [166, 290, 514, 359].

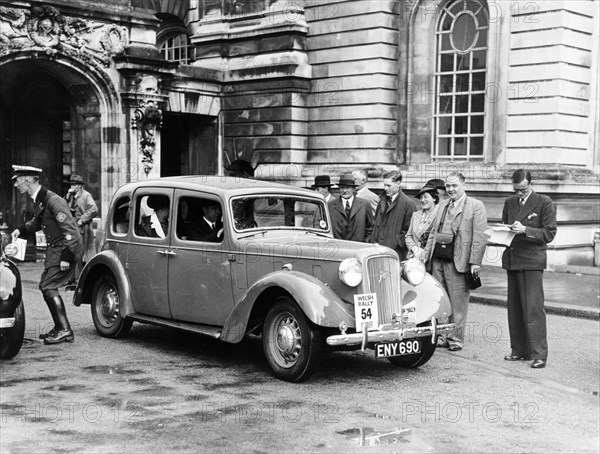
[329, 173, 374, 242]
[370, 170, 416, 260]
[502, 169, 557, 369]
[424, 172, 488, 351]
[187, 202, 223, 242]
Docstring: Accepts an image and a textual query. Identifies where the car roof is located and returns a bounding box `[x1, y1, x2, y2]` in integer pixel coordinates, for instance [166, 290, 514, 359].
[115, 176, 320, 199]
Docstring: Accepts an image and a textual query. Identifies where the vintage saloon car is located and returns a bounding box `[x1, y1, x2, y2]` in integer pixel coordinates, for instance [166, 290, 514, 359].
[74, 177, 455, 382]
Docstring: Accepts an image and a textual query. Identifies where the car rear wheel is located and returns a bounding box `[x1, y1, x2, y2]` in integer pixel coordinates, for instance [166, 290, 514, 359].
[263, 296, 322, 382]
[387, 336, 437, 368]
[0, 300, 25, 360]
[91, 274, 132, 338]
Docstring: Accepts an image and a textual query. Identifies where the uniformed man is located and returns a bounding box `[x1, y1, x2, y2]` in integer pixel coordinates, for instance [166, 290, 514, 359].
[11, 165, 83, 345]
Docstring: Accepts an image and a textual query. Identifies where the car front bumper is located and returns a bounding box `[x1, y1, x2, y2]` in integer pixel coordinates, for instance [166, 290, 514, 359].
[325, 317, 456, 348]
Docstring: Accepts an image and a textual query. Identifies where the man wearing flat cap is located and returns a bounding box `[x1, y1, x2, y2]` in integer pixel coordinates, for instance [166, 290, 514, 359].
[225, 159, 255, 179]
[329, 173, 373, 242]
[11, 165, 83, 345]
[310, 175, 334, 203]
[64, 174, 98, 279]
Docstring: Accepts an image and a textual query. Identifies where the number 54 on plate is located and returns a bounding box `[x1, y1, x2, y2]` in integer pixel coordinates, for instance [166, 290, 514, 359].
[353, 293, 379, 332]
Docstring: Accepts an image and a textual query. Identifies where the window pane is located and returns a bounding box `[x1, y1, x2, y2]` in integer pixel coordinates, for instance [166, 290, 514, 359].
[441, 33, 452, 51]
[456, 95, 469, 113]
[454, 137, 467, 155]
[476, 31, 487, 47]
[472, 71, 486, 91]
[470, 137, 484, 155]
[454, 116, 467, 135]
[439, 116, 452, 135]
[457, 53, 470, 71]
[440, 54, 454, 72]
[437, 137, 450, 156]
[471, 115, 484, 134]
[440, 75, 454, 93]
[439, 95, 453, 114]
[472, 49, 486, 69]
[471, 94, 485, 112]
[452, 13, 478, 52]
[456, 73, 469, 92]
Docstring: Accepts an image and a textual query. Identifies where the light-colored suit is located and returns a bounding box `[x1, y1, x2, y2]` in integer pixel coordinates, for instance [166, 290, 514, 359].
[424, 195, 488, 347]
[502, 191, 556, 361]
[356, 187, 379, 216]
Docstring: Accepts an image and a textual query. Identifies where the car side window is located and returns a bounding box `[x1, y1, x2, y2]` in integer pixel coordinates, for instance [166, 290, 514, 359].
[111, 197, 130, 235]
[176, 196, 224, 243]
[134, 194, 171, 239]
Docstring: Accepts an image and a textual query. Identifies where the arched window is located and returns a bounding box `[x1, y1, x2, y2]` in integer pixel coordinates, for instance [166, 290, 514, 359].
[159, 32, 190, 63]
[433, 0, 488, 159]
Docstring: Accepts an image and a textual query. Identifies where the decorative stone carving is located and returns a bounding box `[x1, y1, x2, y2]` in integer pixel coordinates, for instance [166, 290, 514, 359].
[129, 74, 164, 175]
[0, 4, 128, 67]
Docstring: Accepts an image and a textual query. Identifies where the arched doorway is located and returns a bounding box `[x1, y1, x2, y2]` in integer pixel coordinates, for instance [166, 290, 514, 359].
[0, 54, 118, 232]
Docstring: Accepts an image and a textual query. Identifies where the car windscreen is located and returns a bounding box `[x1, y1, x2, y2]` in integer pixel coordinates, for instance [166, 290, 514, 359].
[230, 196, 329, 232]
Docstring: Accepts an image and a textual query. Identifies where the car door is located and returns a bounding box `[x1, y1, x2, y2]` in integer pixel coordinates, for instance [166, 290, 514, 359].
[127, 188, 174, 319]
[168, 189, 234, 326]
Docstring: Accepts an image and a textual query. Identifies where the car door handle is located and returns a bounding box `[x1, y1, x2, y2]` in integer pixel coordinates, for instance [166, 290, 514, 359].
[227, 254, 236, 262]
[157, 250, 177, 256]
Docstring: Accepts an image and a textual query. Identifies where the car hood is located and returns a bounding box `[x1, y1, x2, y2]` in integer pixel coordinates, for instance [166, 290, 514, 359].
[235, 230, 397, 263]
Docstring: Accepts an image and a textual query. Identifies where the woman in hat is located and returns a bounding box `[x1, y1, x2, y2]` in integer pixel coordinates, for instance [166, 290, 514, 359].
[405, 184, 440, 261]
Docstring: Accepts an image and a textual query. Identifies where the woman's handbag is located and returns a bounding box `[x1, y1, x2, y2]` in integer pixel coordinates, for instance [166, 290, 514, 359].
[432, 204, 454, 261]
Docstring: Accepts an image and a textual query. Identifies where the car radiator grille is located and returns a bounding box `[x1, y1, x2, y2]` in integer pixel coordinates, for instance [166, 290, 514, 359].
[365, 256, 401, 324]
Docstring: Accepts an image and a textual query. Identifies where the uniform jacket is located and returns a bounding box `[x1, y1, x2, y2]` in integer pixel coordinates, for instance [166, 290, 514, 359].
[370, 191, 416, 260]
[328, 196, 374, 242]
[65, 188, 98, 261]
[501, 191, 557, 270]
[356, 187, 380, 216]
[17, 187, 83, 267]
[424, 196, 488, 273]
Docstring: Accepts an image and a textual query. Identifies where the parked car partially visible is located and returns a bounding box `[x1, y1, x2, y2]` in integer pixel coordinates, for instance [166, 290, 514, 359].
[0, 246, 25, 360]
[74, 176, 455, 381]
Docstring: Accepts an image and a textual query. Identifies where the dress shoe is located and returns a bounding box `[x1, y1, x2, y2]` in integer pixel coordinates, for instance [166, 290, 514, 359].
[448, 344, 462, 351]
[504, 354, 528, 361]
[437, 340, 449, 348]
[39, 328, 58, 340]
[43, 329, 74, 345]
[530, 359, 546, 369]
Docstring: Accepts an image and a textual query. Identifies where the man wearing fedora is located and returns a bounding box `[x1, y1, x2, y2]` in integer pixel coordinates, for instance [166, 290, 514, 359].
[11, 165, 83, 345]
[329, 173, 374, 242]
[310, 175, 334, 203]
[65, 174, 98, 279]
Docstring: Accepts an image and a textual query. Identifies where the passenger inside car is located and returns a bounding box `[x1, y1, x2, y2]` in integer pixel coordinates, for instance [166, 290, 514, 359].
[186, 202, 224, 242]
[136, 195, 170, 238]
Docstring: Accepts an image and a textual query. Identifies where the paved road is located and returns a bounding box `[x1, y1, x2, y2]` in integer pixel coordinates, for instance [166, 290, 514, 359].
[1, 280, 599, 453]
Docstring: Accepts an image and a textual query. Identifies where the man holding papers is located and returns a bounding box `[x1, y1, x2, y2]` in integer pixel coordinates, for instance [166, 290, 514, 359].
[502, 169, 557, 369]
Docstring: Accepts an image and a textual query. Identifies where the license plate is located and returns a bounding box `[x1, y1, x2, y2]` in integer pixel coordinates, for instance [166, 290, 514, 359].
[375, 339, 421, 358]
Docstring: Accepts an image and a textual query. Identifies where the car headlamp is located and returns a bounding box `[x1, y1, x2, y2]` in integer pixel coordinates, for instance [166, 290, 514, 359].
[403, 258, 426, 286]
[338, 258, 363, 287]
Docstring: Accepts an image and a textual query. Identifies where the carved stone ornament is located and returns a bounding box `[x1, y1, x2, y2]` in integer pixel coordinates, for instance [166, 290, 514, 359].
[0, 5, 128, 67]
[131, 97, 163, 175]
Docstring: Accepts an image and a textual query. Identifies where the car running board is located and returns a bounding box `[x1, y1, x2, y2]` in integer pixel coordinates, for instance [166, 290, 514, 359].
[127, 313, 222, 339]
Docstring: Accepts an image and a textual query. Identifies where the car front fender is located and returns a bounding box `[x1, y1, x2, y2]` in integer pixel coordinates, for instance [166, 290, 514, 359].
[221, 270, 353, 343]
[72, 250, 134, 317]
[401, 273, 452, 324]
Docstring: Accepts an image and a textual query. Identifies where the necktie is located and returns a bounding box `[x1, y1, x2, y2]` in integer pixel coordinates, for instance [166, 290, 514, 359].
[520, 198, 525, 206]
[211, 222, 215, 230]
[345, 201, 351, 218]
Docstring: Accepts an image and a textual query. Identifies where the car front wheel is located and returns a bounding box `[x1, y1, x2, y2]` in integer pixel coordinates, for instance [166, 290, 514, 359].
[0, 300, 25, 360]
[91, 274, 132, 338]
[263, 296, 322, 382]
[387, 335, 437, 368]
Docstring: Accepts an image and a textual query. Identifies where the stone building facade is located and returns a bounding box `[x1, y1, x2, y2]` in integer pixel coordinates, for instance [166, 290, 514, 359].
[0, 0, 598, 266]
